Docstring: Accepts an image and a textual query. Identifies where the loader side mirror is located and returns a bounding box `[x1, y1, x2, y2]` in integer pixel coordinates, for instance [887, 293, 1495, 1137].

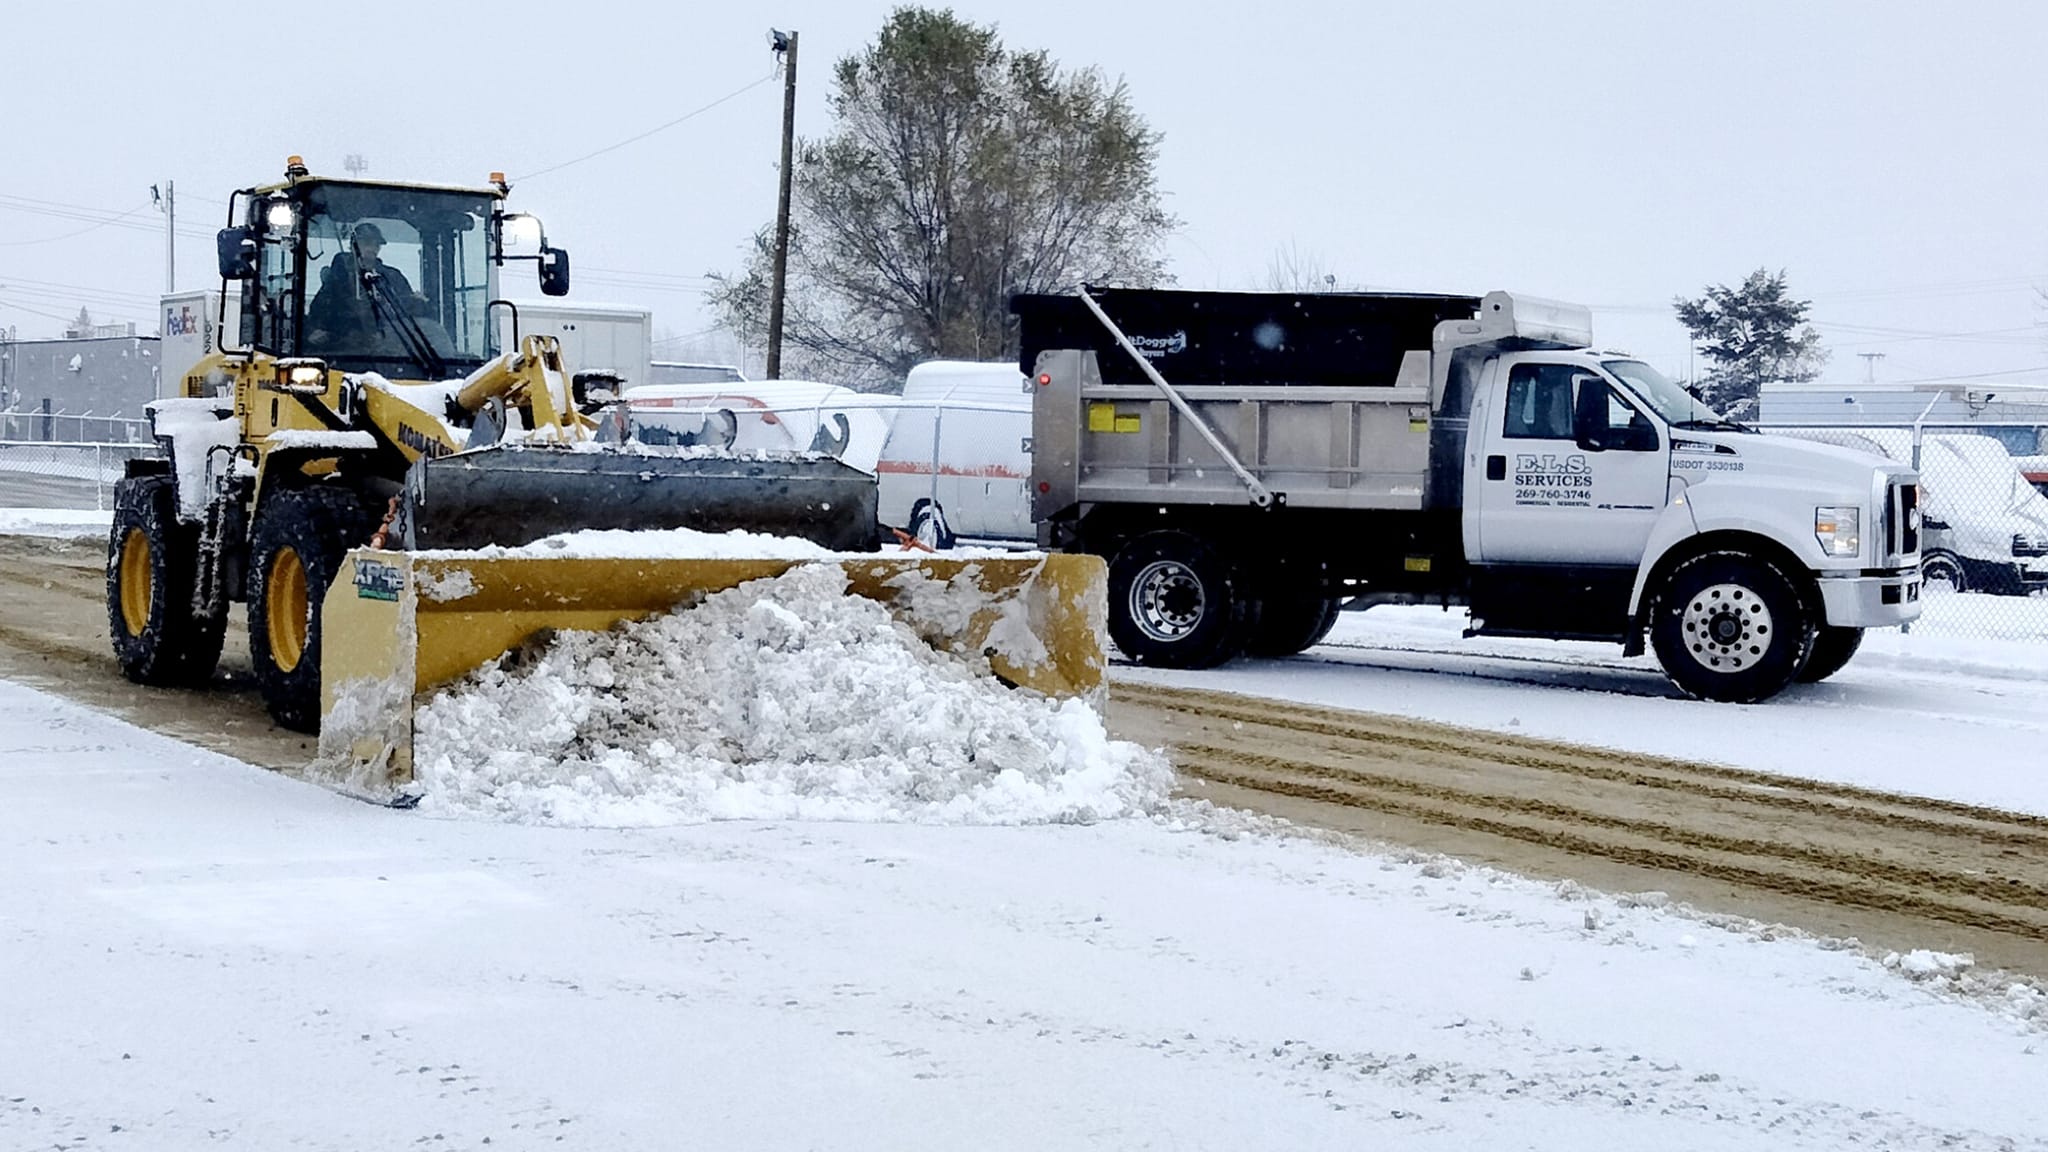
[217, 228, 258, 280]
[539, 245, 571, 296]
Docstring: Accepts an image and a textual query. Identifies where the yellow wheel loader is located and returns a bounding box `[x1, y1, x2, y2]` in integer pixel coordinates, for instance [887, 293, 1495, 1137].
[107, 159, 1105, 788]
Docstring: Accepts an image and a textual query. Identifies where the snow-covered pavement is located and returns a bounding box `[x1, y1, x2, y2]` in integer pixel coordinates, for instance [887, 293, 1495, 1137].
[3, 678, 2043, 1151]
[1124, 605, 2048, 817]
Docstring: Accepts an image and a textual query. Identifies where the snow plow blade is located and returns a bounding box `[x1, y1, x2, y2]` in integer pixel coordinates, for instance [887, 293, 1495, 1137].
[316, 550, 1109, 792]
[398, 445, 883, 552]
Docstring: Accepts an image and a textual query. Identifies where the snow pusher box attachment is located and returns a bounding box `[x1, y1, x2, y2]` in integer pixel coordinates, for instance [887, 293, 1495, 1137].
[317, 550, 1109, 790]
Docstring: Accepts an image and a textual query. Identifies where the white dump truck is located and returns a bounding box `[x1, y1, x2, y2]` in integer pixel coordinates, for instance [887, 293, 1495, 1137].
[1014, 288, 1925, 702]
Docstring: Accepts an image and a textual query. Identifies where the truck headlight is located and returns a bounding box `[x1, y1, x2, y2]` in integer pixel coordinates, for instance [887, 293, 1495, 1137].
[1815, 506, 1860, 557]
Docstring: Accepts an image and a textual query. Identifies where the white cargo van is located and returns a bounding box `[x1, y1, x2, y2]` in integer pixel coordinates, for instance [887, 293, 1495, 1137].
[877, 361, 1032, 546]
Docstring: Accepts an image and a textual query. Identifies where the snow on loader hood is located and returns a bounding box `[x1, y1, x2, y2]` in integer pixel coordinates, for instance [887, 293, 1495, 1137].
[383, 564, 1168, 827]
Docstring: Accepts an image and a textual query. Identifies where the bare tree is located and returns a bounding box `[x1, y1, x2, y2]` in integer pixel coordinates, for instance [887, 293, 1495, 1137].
[707, 7, 1176, 389]
[1264, 240, 1339, 293]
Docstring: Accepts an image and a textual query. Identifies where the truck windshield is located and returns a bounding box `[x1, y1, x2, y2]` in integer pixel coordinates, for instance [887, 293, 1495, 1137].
[299, 185, 496, 380]
[1602, 359, 1748, 432]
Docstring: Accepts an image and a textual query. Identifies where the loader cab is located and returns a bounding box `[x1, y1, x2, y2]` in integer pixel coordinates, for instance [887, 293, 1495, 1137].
[217, 171, 571, 383]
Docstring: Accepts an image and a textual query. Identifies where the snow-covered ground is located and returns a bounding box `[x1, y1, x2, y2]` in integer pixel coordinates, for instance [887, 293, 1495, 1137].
[2, 678, 2043, 1151]
[0, 506, 110, 538]
[1124, 604, 2048, 816]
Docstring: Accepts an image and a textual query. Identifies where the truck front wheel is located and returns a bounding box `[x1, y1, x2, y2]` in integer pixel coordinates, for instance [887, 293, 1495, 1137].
[1107, 531, 1244, 668]
[1648, 551, 1814, 703]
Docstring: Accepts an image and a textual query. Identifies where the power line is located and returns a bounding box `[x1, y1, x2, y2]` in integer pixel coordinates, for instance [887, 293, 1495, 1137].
[514, 68, 780, 182]
[0, 200, 156, 247]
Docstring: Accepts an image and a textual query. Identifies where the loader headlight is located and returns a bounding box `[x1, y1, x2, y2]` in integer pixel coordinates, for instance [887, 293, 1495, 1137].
[269, 357, 329, 395]
[1815, 506, 1860, 558]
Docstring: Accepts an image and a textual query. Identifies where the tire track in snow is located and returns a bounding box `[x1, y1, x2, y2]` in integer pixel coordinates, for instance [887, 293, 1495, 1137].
[1110, 681, 2048, 959]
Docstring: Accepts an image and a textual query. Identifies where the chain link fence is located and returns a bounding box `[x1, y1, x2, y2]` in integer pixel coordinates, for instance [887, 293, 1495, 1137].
[0, 441, 157, 511]
[0, 412, 151, 444]
[1760, 423, 2048, 642]
[2, 395, 2038, 645]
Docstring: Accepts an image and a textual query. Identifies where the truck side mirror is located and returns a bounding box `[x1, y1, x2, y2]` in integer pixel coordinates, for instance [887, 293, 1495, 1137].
[539, 246, 571, 297]
[216, 227, 258, 280]
[1573, 381, 1609, 451]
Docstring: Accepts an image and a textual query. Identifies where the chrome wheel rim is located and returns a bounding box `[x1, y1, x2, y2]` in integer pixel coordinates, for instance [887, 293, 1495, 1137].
[1129, 560, 1205, 643]
[1680, 582, 1773, 673]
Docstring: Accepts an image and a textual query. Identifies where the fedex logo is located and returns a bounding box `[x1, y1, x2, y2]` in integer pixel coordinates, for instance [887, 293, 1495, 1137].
[165, 305, 201, 337]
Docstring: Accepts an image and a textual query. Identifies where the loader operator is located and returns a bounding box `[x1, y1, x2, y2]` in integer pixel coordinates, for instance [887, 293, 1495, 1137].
[306, 221, 431, 353]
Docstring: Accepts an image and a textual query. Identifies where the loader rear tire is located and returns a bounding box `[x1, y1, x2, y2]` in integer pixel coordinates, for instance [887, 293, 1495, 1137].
[247, 486, 381, 732]
[105, 475, 226, 686]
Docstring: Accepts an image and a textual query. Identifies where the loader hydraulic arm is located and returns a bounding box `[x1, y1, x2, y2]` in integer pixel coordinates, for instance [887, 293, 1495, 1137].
[452, 334, 590, 438]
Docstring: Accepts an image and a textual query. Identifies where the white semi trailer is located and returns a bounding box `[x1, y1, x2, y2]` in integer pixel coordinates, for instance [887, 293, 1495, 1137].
[1016, 288, 1925, 702]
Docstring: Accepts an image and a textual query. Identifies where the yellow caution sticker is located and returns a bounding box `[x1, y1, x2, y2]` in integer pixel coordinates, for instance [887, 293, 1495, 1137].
[1404, 556, 1432, 573]
[1089, 403, 1141, 433]
[1409, 419, 1429, 433]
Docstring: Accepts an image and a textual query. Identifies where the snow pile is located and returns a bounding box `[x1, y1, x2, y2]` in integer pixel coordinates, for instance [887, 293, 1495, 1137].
[1883, 949, 1975, 982]
[409, 563, 1168, 827]
[416, 525, 837, 562]
[413, 525, 1031, 562]
[0, 507, 111, 538]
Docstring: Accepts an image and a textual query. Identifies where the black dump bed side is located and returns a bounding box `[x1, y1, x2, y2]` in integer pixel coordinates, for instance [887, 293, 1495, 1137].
[1012, 287, 1481, 388]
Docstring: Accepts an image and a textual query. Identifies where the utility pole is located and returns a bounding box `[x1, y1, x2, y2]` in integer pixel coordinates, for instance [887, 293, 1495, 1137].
[152, 180, 174, 294]
[1858, 352, 1885, 384]
[766, 28, 798, 380]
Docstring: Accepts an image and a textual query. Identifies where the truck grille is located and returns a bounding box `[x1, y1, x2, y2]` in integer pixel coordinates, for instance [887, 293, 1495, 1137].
[1887, 481, 1920, 560]
[2016, 533, 2048, 559]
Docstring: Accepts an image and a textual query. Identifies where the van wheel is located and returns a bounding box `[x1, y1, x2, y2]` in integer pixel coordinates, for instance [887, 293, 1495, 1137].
[1921, 551, 1966, 594]
[1244, 595, 1341, 657]
[1798, 626, 1864, 684]
[1107, 531, 1244, 668]
[1649, 551, 1814, 703]
[908, 498, 956, 550]
[247, 486, 381, 732]
[105, 475, 226, 686]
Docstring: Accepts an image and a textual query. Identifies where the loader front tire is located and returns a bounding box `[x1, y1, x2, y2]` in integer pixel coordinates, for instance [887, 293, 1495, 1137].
[247, 486, 380, 732]
[106, 475, 225, 686]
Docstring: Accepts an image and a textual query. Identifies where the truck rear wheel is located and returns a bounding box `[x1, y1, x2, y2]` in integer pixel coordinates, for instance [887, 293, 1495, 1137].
[1648, 551, 1814, 703]
[105, 475, 226, 686]
[1797, 626, 1864, 684]
[1107, 531, 1244, 668]
[1243, 595, 1342, 658]
[247, 486, 381, 732]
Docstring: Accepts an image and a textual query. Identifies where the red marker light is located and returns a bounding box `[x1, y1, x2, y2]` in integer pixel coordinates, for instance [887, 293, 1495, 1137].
[1038, 482, 1051, 493]
[1036, 373, 1052, 386]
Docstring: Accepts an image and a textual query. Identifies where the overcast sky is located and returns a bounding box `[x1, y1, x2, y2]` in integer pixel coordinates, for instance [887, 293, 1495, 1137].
[3, 0, 2044, 388]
